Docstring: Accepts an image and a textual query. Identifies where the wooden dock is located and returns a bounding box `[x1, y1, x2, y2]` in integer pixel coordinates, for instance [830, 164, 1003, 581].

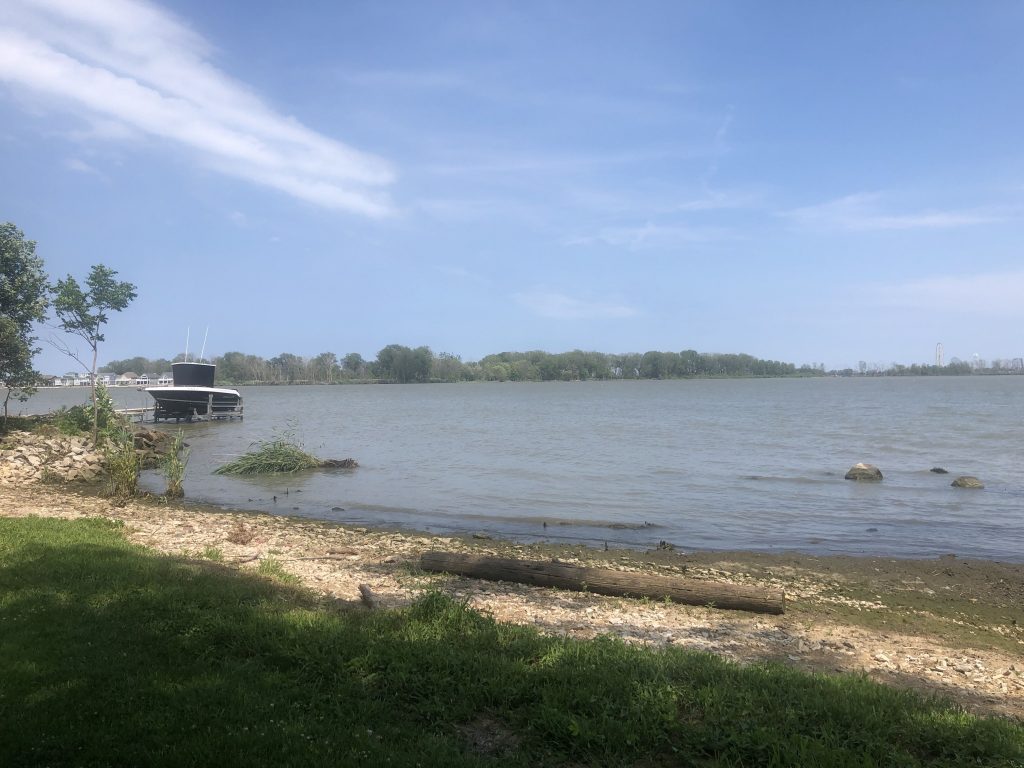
[117, 396, 243, 424]
[115, 407, 155, 423]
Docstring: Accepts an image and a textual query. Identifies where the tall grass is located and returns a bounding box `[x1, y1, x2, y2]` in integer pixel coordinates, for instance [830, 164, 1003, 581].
[214, 436, 322, 475]
[162, 429, 189, 497]
[103, 424, 140, 501]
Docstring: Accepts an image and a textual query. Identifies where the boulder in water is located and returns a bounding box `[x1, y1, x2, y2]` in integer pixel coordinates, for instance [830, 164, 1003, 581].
[845, 463, 883, 481]
[930, 467, 949, 474]
[951, 475, 984, 489]
[321, 458, 358, 469]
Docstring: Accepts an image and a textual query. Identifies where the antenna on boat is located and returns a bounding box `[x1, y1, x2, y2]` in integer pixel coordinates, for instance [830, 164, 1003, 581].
[199, 326, 209, 363]
[184, 327, 190, 362]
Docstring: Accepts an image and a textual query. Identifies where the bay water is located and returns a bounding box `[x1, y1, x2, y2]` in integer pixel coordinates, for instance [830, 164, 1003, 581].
[19, 377, 1024, 560]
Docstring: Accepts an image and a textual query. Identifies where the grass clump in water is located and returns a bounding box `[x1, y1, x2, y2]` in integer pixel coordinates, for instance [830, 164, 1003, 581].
[214, 435, 321, 476]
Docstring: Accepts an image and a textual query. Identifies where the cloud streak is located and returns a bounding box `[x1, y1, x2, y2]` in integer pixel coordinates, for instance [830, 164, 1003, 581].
[782, 193, 1002, 232]
[566, 222, 734, 250]
[513, 289, 637, 319]
[0, 0, 394, 216]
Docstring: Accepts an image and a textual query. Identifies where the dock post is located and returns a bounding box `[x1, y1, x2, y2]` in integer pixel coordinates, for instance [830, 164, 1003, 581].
[207, 392, 214, 419]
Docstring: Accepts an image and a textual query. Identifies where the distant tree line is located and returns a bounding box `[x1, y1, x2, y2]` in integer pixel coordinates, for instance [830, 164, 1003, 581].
[836, 361, 975, 377]
[96, 347, 1024, 386]
[99, 346, 809, 385]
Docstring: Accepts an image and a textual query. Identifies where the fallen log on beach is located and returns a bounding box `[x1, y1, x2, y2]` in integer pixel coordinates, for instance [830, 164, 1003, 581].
[419, 551, 785, 615]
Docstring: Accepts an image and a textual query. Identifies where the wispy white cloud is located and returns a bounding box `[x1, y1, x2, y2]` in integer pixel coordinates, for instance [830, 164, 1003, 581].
[781, 193, 1003, 231]
[872, 269, 1024, 317]
[513, 289, 637, 319]
[677, 189, 753, 212]
[65, 156, 101, 176]
[0, 0, 394, 216]
[566, 222, 734, 250]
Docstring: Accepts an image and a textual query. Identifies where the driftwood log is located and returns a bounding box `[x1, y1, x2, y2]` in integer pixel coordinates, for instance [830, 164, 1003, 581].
[358, 584, 381, 610]
[419, 551, 785, 615]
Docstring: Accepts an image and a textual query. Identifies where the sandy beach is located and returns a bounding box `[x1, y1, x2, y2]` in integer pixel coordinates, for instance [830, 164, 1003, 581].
[1, 480, 1021, 722]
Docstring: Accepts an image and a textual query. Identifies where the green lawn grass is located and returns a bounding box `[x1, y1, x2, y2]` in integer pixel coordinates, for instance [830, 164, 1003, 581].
[0, 518, 1020, 767]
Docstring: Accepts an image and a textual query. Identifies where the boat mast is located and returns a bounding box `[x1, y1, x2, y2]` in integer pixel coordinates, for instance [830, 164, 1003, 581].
[184, 327, 190, 362]
[199, 326, 209, 363]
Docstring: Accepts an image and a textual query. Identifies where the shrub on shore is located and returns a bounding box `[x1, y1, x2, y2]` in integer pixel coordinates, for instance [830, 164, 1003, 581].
[52, 383, 118, 440]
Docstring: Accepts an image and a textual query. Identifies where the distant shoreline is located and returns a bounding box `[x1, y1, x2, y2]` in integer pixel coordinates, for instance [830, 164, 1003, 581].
[32, 369, 1024, 390]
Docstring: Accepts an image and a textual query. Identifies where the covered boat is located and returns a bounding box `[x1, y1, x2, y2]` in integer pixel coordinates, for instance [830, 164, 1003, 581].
[146, 362, 242, 421]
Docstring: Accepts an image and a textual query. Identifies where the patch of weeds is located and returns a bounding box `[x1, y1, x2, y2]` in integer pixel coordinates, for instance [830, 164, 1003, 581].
[103, 425, 140, 502]
[38, 468, 65, 485]
[200, 546, 224, 562]
[257, 556, 299, 585]
[52, 404, 90, 436]
[53, 383, 120, 439]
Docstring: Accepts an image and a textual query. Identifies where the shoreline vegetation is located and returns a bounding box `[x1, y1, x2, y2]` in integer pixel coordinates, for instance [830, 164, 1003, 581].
[55, 346, 1021, 388]
[0, 484, 1021, 765]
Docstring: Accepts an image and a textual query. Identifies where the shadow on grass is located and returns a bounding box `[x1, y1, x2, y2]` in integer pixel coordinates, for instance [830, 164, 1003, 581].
[1, 517, 1021, 768]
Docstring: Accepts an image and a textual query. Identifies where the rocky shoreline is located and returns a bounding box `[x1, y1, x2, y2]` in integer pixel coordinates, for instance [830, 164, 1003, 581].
[0, 427, 172, 484]
[0, 466, 1021, 721]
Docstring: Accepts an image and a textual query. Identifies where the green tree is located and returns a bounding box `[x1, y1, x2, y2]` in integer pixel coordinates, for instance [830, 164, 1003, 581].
[310, 351, 339, 383]
[430, 351, 468, 382]
[0, 317, 39, 426]
[101, 356, 152, 376]
[268, 352, 305, 383]
[52, 265, 137, 444]
[214, 351, 250, 384]
[342, 352, 366, 378]
[374, 344, 433, 383]
[0, 223, 49, 424]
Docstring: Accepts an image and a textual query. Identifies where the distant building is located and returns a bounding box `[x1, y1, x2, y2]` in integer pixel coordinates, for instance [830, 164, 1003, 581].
[114, 372, 137, 386]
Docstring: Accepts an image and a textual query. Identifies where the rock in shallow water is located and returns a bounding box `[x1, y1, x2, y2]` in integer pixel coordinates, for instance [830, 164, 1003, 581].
[845, 463, 883, 481]
[951, 475, 984, 489]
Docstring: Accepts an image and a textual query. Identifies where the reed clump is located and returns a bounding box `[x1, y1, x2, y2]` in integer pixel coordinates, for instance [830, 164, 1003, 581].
[104, 425, 141, 501]
[162, 429, 189, 497]
[214, 437, 322, 476]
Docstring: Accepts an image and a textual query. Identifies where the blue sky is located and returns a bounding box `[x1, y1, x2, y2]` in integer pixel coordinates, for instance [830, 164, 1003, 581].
[2, 0, 1022, 373]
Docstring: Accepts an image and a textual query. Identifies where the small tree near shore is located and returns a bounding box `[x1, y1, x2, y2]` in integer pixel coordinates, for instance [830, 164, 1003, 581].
[52, 265, 137, 445]
[0, 317, 39, 428]
[0, 223, 49, 428]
